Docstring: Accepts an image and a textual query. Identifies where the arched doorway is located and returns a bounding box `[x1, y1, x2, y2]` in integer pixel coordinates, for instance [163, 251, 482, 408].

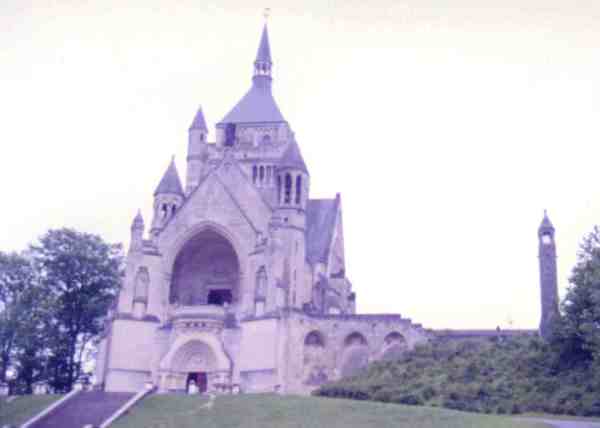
[172, 340, 216, 393]
[170, 229, 240, 306]
[159, 336, 231, 393]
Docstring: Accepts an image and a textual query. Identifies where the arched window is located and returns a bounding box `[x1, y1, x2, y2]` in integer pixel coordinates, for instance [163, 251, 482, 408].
[295, 175, 302, 205]
[255, 266, 267, 300]
[277, 175, 282, 203]
[161, 203, 168, 219]
[171, 204, 177, 216]
[252, 165, 258, 184]
[304, 331, 325, 347]
[284, 174, 292, 204]
[259, 166, 265, 183]
[224, 123, 235, 147]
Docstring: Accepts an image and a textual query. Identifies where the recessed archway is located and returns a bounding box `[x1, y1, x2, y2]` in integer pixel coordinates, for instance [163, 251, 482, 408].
[169, 228, 240, 306]
[381, 332, 408, 361]
[344, 332, 367, 347]
[339, 346, 370, 378]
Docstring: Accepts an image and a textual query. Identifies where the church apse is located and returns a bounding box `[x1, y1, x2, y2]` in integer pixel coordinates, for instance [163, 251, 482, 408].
[170, 229, 240, 307]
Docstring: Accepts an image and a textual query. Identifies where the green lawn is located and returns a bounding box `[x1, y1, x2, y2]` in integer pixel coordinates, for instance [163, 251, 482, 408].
[112, 394, 549, 428]
[0, 394, 63, 427]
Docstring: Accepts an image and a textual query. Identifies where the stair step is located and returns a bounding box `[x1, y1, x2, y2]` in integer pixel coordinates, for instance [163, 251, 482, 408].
[31, 392, 135, 428]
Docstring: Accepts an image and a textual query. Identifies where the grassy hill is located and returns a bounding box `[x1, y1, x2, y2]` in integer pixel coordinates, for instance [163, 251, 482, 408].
[111, 394, 547, 428]
[0, 394, 62, 427]
[315, 336, 600, 417]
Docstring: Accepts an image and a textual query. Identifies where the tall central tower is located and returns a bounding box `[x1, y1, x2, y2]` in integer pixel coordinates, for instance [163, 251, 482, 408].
[538, 210, 559, 340]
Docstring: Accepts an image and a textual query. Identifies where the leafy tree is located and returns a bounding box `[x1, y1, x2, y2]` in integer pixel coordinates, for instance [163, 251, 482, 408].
[0, 252, 38, 385]
[11, 285, 52, 394]
[30, 228, 123, 391]
[553, 225, 600, 368]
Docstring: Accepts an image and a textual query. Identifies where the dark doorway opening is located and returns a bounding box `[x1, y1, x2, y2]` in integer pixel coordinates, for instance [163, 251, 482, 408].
[207, 289, 233, 306]
[186, 372, 208, 393]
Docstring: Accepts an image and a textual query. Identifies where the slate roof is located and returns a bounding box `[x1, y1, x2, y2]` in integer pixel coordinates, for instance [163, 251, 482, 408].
[279, 141, 308, 173]
[154, 157, 184, 196]
[218, 81, 285, 125]
[305, 197, 340, 263]
[189, 106, 208, 131]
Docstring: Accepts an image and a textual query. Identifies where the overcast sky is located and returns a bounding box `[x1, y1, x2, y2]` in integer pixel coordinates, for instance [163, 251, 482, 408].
[2, 0, 600, 329]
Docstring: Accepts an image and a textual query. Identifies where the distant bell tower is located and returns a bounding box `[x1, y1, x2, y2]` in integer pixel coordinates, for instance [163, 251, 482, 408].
[538, 210, 559, 340]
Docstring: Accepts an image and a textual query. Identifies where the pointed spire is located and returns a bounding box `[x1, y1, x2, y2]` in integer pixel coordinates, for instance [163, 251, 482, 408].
[131, 209, 144, 230]
[279, 141, 308, 173]
[189, 106, 208, 132]
[219, 22, 286, 125]
[255, 24, 272, 65]
[253, 23, 273, 82]
[539, 209, 555, 236]
[154, 157, 185, 196]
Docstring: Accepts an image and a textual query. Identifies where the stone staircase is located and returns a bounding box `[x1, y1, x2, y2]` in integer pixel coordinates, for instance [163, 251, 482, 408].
[29, 391, 135, 428]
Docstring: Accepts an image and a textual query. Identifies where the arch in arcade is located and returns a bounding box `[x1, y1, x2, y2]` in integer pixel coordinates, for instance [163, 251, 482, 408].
[303, 330, 329, 386]
[380, 332, 408, 361]
[339, 332, 369, 379]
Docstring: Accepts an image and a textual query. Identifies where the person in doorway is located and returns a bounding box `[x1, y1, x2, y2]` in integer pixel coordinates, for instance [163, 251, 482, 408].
[188, 380, 198, 395]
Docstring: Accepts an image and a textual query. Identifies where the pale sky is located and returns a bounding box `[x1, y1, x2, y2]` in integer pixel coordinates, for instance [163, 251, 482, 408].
[2, 0, 600, 329]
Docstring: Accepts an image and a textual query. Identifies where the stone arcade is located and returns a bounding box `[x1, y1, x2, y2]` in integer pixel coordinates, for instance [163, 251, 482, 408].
[93, 23, 432, 394]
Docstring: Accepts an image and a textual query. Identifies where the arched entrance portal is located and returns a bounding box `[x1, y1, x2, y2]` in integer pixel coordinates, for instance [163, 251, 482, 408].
[170, 229, 240, 306]
[172, 341, 215, 393]
[159, 336, 232, 393]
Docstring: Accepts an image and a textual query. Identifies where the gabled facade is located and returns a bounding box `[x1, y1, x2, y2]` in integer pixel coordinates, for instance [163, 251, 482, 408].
[95, 23, 429, 395]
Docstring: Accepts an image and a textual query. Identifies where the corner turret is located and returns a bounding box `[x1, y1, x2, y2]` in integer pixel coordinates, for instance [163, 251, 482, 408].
[150, 157, 185, 237]
[129, 210, 144, 252]
[186, 106, 209, 195]
[276, 141, 309, 210]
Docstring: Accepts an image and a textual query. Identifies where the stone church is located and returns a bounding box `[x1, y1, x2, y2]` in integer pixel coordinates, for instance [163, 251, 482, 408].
[94, 23, 431, 394]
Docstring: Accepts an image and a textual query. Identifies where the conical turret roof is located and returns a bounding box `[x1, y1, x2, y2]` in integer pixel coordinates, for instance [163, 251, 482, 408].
[131, 210, 144, 229]
[154, 157, 184, 196]
[189, 106, 208, 131]
[279, 141, 308, 173]
[539, 210, 555, 235]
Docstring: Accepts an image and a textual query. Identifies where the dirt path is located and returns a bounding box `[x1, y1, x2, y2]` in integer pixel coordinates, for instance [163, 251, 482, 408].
[519, 417, 600, 428]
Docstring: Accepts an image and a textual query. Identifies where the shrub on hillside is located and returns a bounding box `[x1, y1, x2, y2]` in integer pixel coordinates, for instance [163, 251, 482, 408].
[314, 336, 600, 417]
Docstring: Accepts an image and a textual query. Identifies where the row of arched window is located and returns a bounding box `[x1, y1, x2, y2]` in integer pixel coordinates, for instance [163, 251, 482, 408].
[304, 330, 406, 349]
[160, 202, 177, 220]
[277, 173, 302, 205]
[252, 164, 276, 187]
